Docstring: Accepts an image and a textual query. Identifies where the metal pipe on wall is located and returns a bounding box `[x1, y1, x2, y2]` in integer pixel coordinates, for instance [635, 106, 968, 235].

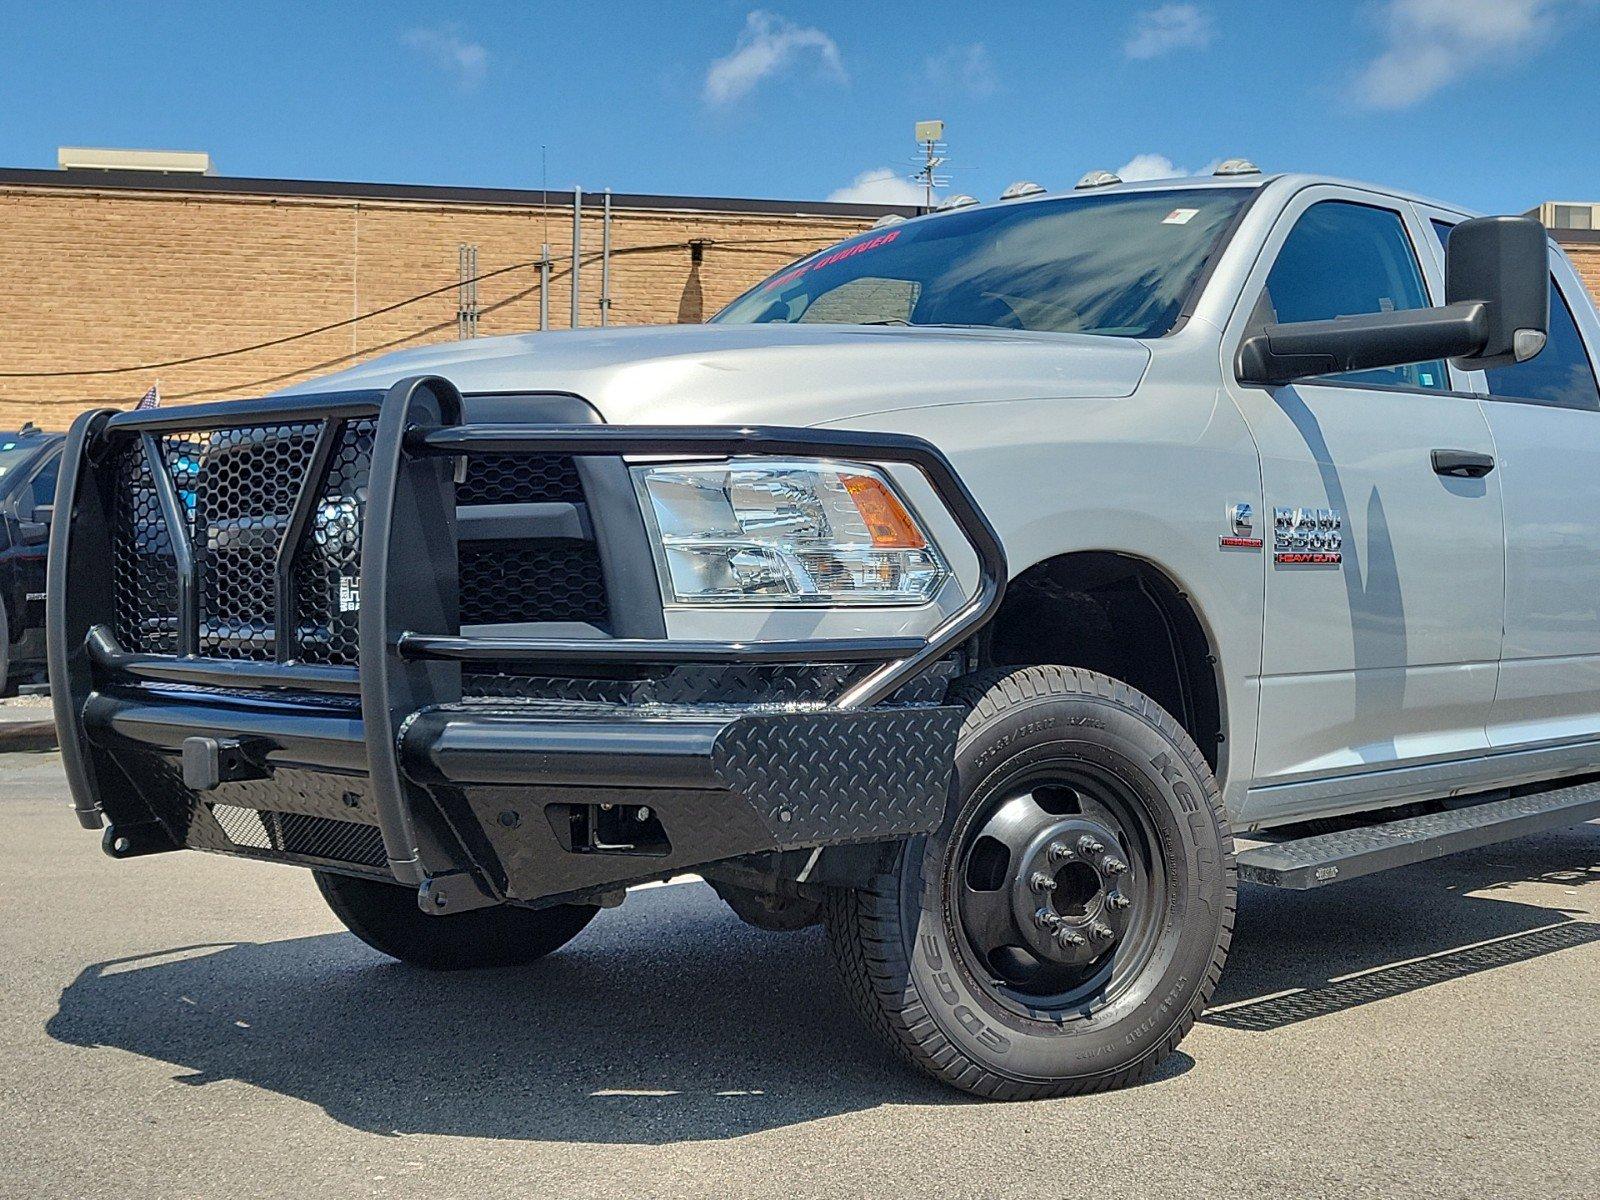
[600, 188, 612, 326]
[570, 185, 583, 329]
[538, 243, 550, 331]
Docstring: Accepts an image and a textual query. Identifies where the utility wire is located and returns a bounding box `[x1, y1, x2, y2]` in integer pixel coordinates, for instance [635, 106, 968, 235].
[0, 232, 839, 381]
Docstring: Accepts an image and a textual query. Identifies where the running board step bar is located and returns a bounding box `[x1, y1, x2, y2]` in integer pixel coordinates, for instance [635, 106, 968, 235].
[1237, 780, 1600, 889]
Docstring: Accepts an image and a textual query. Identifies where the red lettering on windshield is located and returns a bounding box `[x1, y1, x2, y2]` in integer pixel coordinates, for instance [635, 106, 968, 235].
[760, 228, 901, 290]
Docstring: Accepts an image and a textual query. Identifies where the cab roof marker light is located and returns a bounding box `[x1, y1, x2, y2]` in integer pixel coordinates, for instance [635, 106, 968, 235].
[1213, 158, 1261, 176]
[1074, 170, 1121, 190]
[1000, 181, 1046, 200]
[937, 194, 980, 211]
[872, 213, 906, 228]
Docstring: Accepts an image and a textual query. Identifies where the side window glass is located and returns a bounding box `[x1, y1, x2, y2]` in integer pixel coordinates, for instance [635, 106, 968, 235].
[29, 458, 59, 512]
[1432, 221, 1600, 411]
[1260, 201, 1447, 390]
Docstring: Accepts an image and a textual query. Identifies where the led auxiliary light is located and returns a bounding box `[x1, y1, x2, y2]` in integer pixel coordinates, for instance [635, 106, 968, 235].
[633, 459, 949, 605]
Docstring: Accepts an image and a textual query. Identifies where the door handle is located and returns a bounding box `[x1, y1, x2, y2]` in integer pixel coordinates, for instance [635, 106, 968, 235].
[1431, 449, 1495, 478]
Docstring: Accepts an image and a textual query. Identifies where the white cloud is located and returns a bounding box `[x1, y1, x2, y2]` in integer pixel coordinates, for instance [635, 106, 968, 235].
[703, 10, 846, 106]
[827, 168, 925, 206]
[1115, 153, 1224, 181]
[1123, 4, 1214, 59]
[404, 26, 488, 89]
[1353, 0, 1576, 109]
[925, 42, 998, 97]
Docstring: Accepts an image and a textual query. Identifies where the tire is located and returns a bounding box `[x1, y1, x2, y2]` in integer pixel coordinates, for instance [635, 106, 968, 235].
[826, 666, 1235, 1099]
[314, 870, 599, 971]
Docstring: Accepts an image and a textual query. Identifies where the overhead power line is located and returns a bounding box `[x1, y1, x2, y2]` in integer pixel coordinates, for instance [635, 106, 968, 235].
[0, 233, 840, 382]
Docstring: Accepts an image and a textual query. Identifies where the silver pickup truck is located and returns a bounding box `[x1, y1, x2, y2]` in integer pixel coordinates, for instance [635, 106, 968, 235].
[49, 166, 1600, 1100]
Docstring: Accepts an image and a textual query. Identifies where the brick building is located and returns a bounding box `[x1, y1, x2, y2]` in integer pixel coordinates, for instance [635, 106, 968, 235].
[1528, 201, 1600, 305]
[0, 165, 912, 428]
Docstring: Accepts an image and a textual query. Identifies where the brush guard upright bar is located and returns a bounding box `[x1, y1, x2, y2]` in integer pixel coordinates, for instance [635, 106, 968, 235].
[48, 376, 1007, 912]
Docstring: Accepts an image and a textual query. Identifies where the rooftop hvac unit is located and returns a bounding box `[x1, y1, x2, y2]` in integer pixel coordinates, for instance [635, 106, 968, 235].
[57, 147, 214, 175]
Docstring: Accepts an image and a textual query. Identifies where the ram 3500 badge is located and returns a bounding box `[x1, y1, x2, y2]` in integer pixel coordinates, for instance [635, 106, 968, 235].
[50, 166, 1600, 1100]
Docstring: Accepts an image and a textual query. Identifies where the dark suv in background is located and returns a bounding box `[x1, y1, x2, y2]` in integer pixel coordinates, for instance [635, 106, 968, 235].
[0, 424, 63, 693]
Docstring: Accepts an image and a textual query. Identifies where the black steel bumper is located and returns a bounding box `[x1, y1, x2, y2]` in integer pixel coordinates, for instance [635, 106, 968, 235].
[47, 377, 1006, 910]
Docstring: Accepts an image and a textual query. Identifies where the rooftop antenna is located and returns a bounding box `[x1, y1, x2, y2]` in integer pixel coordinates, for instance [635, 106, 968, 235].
[912, 120, 948, 210]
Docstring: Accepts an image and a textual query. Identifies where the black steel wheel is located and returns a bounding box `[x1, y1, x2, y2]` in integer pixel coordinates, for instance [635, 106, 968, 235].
[315, 870, 599, 971]
[952, 762, 1167, 1017]
[826, 665, 1234, 1099]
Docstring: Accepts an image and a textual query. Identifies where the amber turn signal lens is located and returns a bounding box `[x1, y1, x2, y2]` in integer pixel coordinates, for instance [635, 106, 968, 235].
[841, 473, 926, 549]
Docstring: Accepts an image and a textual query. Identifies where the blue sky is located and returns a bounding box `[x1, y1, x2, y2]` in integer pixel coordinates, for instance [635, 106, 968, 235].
[4, 1, 1597, 213]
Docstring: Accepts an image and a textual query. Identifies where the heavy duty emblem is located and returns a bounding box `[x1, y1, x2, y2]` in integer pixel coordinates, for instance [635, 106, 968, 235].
[1273, 506, 1342, 565]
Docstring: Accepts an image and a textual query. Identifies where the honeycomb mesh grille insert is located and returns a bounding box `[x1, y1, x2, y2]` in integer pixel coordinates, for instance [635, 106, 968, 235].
[459, 539, 609, 625]
[107, 422, 607, 663]
[210, 803, 388, 868]
[111, 442, 181, 654]
[178, 424, 321, 660]
[457, 453, 584, 506]
[289, 419, 377, 666]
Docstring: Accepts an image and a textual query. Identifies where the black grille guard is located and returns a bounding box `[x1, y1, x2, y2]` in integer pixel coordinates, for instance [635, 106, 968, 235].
[48, 375, 1008, 894]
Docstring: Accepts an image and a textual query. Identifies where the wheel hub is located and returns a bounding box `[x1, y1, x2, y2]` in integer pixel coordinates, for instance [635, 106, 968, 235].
[1010, 816, 1130, 967]
[955, 783, 1147, 998]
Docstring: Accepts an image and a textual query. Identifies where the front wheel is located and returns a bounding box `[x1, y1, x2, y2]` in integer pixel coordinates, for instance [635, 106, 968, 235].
[314, 870, 599, 970]
[826, 666, 1234, 1099]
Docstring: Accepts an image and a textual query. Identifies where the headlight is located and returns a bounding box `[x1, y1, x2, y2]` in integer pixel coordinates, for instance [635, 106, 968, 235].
[633, 459, 949, 605]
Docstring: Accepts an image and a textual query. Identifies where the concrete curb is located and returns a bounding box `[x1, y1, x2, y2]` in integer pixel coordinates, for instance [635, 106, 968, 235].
[0, 719, 59, 753]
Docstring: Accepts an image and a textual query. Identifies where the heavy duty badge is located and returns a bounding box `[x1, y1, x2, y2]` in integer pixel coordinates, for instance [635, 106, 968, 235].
[1273, 506, 1342, 565]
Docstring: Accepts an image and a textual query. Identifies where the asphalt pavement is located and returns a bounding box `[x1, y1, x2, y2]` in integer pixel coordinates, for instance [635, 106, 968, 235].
[3, 750, 1596, 1200]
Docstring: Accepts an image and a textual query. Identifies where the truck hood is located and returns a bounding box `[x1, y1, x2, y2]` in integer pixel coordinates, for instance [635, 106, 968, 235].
[280, 323, 1150, 426]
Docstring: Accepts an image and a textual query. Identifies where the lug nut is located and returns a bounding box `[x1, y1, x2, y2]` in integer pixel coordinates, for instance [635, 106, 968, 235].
[1033, 907, 1057, 930]
[1090, 922, 1115, 942]
[1030, 871, 1057, 894]
[1079, 836, 1104, 855]
[1103, 857, 1128, 877]
[1047, 840, 1072, 864]
[1107, 891, 1131, 910]
[1055, 927, 1087, 949]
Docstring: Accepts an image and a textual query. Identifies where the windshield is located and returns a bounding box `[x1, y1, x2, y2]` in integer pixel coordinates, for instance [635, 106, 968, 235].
[715, 187, 1251, 338]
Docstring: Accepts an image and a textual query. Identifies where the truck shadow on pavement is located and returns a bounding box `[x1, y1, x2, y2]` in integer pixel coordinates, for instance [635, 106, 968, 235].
[1206, 822, 1600, 1031]
[45, 824, 1597, 1145]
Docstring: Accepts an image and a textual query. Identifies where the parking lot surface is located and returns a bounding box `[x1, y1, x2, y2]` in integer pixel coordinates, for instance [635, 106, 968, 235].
[3, 751, 1596, 1200]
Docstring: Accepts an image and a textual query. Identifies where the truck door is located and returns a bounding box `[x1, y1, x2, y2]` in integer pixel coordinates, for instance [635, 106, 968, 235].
[1223, 187, 1504, 819]
[4, 449, 58, 639]
[1429, 223, 1600, 750]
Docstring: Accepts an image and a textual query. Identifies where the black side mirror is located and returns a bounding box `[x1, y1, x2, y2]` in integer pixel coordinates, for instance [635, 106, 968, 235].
[1237, 213, 1551, 387]
[1445, 215, 1550, 371]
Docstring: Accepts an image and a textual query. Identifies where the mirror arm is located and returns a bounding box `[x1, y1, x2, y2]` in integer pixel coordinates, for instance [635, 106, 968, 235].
[1237, 302, 1488, 386]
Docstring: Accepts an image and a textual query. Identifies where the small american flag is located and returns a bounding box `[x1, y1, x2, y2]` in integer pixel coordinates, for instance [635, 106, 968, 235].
[135, 382, 160, 410]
